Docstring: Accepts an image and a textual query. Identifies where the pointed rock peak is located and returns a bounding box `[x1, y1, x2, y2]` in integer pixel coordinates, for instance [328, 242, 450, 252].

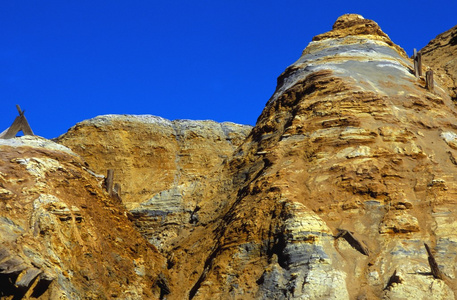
[313, 14, 387, 40]
[312, 14, 407, 57]
[332, 14, 377, 31]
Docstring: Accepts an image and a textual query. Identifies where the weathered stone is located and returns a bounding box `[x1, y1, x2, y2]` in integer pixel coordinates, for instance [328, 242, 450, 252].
[56, 115, 252, 208]
[3, 13, 457, 300]
[149, 14, 457, 299]
[421, 24, 457, 101]
[0, 187, 14, 200]
[379, 211, 420, 234]
[0, 255, 27, 274]
[56, 116, 252, 252]
[0, 136, 167, 299]
[15, 267, 42, 289]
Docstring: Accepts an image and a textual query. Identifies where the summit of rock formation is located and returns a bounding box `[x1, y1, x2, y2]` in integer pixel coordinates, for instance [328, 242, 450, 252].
[420, 24, 457, 101]
[163, 13, 456, 299]
[56, 115, 251, 208]
[3, 14, 457, 300]
[312, 14, 407, 57]
[161, 14, 457, 299]
[56, 115, 252, 249]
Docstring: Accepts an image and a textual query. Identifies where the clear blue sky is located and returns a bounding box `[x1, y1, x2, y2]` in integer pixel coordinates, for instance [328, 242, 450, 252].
[1, 1, 456, 138]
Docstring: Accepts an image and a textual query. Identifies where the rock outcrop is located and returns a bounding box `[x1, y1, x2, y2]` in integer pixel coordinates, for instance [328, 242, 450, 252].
[0, 136, 166, 299]
[421, 24, 457, 101]
[162, 14, 457, 300]
[161, 14, 457, 299]
[56, 115, 251, 208]
[6, 14, 457, 300]
[56, 116, 252, 250]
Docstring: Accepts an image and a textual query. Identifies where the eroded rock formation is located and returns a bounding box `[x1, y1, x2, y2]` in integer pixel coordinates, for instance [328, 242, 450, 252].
[56, 115, 251, 208]
[165, 14, 457, 299]
[56, 116, 252, 250]
[421, 24, 457, 101]
[3, 13, 457, 300]
[0, 136, 166, 299]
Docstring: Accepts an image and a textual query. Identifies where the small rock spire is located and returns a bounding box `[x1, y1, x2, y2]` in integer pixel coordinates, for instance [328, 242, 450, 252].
[312, 14, 408, 58]
[313, 14, 388, 41]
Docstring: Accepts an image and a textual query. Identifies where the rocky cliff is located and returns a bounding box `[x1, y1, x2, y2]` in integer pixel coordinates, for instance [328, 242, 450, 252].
[56, 115, 251, 208]
[3, 13, 457, 300]
[161, 14, 457, 299]
[56, 116, 252, 250]
[0, 137, 167, 299]
[421, 24, 457, 101]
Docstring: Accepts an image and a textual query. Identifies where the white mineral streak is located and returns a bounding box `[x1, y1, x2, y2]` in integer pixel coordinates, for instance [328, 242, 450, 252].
[15, 157, 61, 178]
[0, 136, 76, 155]
[441, 131, 457, 149]
[266, 37, 415, 106]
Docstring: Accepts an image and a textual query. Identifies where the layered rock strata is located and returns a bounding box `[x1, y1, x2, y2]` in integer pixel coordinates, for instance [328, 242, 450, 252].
[421, 24, 457, 101]
[56, 116, 251, 249]
[165, 14, 457, 299]
[53, 14, 457, 299]
[0, 136, 166, 299]
[56, 115, 251, 207]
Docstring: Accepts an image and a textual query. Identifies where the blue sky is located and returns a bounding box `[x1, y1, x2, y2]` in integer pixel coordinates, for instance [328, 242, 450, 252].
[1, 1, 456, 138]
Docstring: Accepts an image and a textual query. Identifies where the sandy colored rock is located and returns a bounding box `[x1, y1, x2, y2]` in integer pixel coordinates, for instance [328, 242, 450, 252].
[0, 136, 166, 299]
[56, 115, 252, 209]
[5, 14, 457, 300]
[155, 14, 457, 299]
[421, 24, 457, 101]
[56, 14, 457, 299]
[56, 116, 252, 250]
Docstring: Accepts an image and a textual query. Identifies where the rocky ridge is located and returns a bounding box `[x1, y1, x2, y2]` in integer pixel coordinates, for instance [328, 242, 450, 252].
[166, 14, 457, 299]
[3, 13, 457, 300]
[420, 24, 457, 102]
[56, 116, 252, 249]
[0, 136, 166, 299]
[56, 115, 251, 208]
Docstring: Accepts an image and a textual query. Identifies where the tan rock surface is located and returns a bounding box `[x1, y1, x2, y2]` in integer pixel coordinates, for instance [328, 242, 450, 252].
[161, 14, 457, 299]
[56, 116, 252, 250]
[56, 115, 251, 209]
[421, 24, 457, 101]
[8, 14, 457, 300]
[0, 136, 166, 299]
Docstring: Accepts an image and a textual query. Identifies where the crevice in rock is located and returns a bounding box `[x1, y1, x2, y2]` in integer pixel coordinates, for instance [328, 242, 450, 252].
[155, 273, 170, 300]
[31, 275, 53, 298]
[0, 270, 50, 300]
[267, 233, 289, 269]
[0, 273, 22, 299]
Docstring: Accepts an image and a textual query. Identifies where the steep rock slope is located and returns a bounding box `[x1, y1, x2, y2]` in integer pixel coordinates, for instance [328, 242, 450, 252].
[56, 116, 251, 250]
[53, 14, 457, 299]
[165, 14, 457, 299]
[0, 136, 166, 299]
[56, 115, 251, 208]
[421, 24, 457, 101]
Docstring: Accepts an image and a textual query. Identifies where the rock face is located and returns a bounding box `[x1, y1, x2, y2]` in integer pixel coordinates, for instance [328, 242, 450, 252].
[421, 24, 457, 101]
[162, 14, 457, 299]
[56, 115, 251, 208]
[56, 116, 252, 250]
[0, 136, 166, 299]
[9, 14, 457, 300]
[160, 14, 457, 299]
